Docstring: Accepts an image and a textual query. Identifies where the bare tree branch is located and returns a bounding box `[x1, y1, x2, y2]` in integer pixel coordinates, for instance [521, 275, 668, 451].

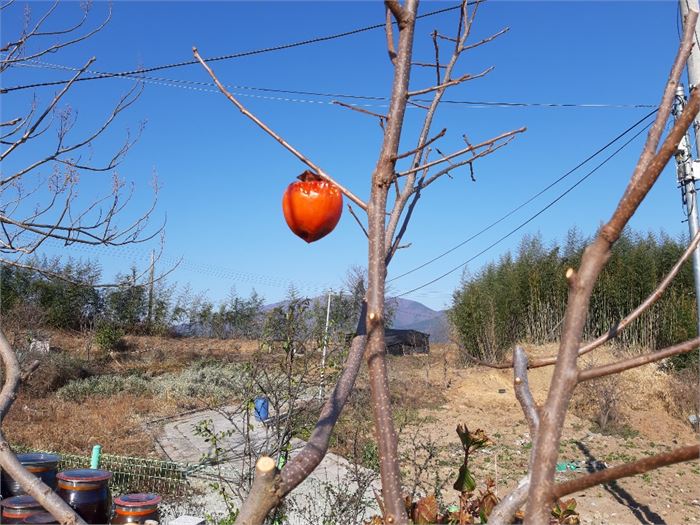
[347, 204, 370, 238]
[432, 30, 441, 85]
[385, 0, 405, 25]
[462, 27, 509, 51]
[578, 337, 700, 381]
[418, 133, 520, 189]
[553, 445, 700, 499]
[385, 6, 397, 65]
[332, 100, 387, 126]
[513, 346, 539, 436]
[1, 57, 95, 161]
[397, 128, 525, 178]
[488, 346, 538, 525]
[407, 67, 493, 97]
[525, 12, 700, 521]
[393, 128, 446, 160]
[193, 47, 368, 211]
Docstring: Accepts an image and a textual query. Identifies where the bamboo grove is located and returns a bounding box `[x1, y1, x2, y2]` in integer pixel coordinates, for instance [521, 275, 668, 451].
[450, 228, 697, 368]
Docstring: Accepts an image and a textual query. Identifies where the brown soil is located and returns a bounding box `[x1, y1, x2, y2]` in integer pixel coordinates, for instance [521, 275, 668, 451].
[393, 343, 700, 525]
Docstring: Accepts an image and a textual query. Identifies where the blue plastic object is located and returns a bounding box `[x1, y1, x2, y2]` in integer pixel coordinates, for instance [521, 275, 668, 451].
[254, 397, 269, 422]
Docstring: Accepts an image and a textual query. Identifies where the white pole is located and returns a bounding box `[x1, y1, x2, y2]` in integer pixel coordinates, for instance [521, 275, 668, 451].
[676, 1, 700, 337]
[319, 292, 332, 400]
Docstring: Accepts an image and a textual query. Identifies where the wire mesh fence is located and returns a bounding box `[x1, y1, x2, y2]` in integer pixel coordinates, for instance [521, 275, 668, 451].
[14, 446, 193, 500]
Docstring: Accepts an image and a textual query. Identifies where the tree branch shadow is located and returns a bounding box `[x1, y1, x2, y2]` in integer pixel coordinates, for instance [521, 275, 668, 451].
[575, 441, 664, 524]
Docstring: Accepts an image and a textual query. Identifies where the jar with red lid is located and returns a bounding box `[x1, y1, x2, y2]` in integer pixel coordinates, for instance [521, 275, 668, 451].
[23, 512, 59, 524]
[0, 495, 43, 524]
[56, 469, 112, 524]
[1, 453, 60, 497]
[111, 493, 161, 524]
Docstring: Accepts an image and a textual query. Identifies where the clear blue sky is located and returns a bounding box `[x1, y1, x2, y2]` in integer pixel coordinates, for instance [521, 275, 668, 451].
[2, 1, 691, 310]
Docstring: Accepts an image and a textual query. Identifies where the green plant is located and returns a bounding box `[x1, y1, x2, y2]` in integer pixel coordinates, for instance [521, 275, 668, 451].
[94, 323, 126, 352]
[551, 498, 580, 525]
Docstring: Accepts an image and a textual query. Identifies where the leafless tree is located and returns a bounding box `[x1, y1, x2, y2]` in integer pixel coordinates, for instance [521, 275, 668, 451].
[195, 1, 522, 524]
[488, 9, 700, 525]
[0, 1, 160, 521]
[1, 1, 160, 280]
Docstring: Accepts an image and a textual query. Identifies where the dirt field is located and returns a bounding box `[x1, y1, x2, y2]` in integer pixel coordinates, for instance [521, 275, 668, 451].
[391, 343, 700, 525]
[10, 333, 700, 524]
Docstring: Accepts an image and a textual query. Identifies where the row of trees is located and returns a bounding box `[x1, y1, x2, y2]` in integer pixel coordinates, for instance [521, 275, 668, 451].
[450, 228, 696, 365]
[0, 257, 368, 348]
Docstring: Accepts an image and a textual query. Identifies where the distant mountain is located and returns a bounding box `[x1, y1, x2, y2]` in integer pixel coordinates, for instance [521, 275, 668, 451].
[389, 297, 450, 343]
[264, 296, 451, 343]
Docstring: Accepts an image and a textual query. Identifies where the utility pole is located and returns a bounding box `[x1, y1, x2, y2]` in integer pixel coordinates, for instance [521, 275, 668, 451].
[677, 1, 700, 337]
[147, 249, 155, 330]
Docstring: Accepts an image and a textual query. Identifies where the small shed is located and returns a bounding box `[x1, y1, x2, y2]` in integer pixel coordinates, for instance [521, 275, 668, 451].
[344, 329, 430, 355]
[384, 329, 430, 356]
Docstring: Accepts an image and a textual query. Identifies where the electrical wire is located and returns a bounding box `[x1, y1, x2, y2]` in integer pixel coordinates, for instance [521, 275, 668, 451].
[14, 60, 657, 109]
[388, 108, 658, 283]
[1, 3, 467, 95]
[38, 237, 332, 294]
[395, 119, 654, 298]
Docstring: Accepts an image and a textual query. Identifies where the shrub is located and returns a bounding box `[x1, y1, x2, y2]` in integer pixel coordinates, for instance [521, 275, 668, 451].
[94, 323, 126, 352]
[56, 361, 251, 403]
[57, 374, 150, 401]
[154, 361, 251, 401]
[24, 352, 93, 397]
[664, 368, 700, 422]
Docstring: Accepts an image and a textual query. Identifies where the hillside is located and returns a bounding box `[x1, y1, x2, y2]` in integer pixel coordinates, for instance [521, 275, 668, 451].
[389, 297, 450, 343]
[266, 296, 451, 343]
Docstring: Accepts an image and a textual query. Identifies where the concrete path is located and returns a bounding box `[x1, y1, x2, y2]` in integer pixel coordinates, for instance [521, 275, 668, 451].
[155, 406, 380, 524]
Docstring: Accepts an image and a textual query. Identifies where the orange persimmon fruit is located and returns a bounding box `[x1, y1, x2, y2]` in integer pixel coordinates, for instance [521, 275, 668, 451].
[282, 170, 343, 243]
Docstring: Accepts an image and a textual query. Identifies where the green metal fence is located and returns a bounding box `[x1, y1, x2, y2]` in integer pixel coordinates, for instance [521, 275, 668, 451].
[14, 447, 193, 500]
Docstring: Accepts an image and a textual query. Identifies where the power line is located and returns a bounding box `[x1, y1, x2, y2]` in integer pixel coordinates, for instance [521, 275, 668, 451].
[36, 237, 332, 294]
[14, 60, 657, 110]
[388, 109, 658, 283]
[396, 119, 654, 298]
[1, 3, 466, 95]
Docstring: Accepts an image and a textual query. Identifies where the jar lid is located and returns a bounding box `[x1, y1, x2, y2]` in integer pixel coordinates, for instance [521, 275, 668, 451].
[0, 495, 41, 509]
[16, 453, 60, 466]
[23, 512, 59, 524]
[56, 468, 112, 482]
[114, 493, 162, 506]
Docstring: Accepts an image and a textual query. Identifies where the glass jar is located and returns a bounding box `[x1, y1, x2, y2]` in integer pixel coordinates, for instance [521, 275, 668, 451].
[111, 493, 161, 524]
[1, 453, 61, 496]
[0, 495, 43, 524]
[56, 469, 112, 524]
[23, 512, 59, 524]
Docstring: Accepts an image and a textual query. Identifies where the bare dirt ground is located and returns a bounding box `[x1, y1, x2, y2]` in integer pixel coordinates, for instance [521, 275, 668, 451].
[11, 333, 700, 523]
[392, 343, 700, 525]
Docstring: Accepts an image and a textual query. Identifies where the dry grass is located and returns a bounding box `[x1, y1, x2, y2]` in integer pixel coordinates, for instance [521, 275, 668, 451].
[6, 394, 166, 456]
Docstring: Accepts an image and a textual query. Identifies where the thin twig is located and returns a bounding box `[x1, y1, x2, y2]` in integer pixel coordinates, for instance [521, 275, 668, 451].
[461, 27, 509, 51]
[347, 204, 370, 238]
[193, 47, 367, 211]
[407, 67, 493, 97]
[398, 128, 525, 177]
[393, 128, 446, 160]
[332, 100, 387, 124]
